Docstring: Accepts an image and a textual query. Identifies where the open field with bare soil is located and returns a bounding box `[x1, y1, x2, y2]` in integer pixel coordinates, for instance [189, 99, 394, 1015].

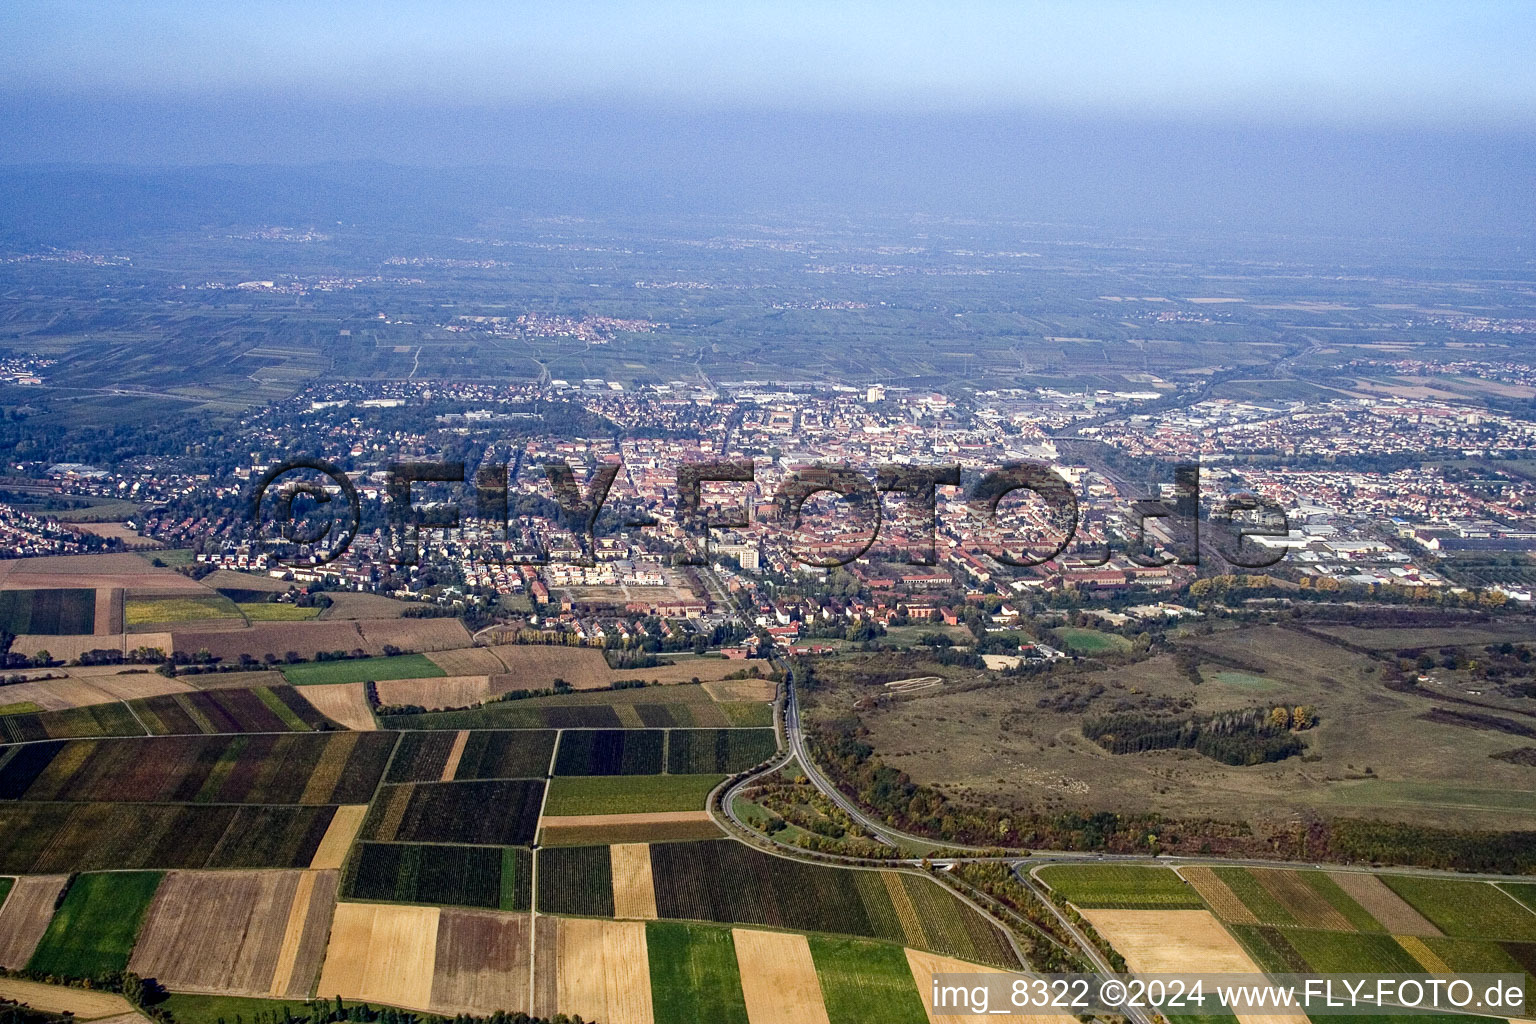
[374, 675, 493, 709]
[1326, 872, 1441, 936]
[429, 908, 531, 1015]
[270, 870, 341, 998]
[424, 647, 507, 675]
[0, 874, 70, 969]
[611, 842, 659, 920]
[904, 948, 1073, 1024]
[128, 870, 304, 995]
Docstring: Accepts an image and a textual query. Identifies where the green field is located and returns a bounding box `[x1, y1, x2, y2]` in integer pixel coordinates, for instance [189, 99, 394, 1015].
[646, 922, 750, 1024]
[1382, 876, 1536, 941]
[159, 993, 322, 1024]
[0, 701, 45, 716]
[1284, 930, 1424, 973]
[124, 594, 241, 626]
[1299, 871, 1386, 932]
[811, 935, 929, 1024]
[544, 774, 724, 816]
[1209, 670, 1280, 691]
[281, 653, 444, 686]
[0, 877, 12, 905]
[1502, 883, 1536, 914]
[720, 702, 774, 727]
[1212, 867, 1297, 925]
[238, 602, 322, 621]
[27, 871, 163, 977]
[1055, 628, 1132, 654]
[1036, 865, 1205, 908]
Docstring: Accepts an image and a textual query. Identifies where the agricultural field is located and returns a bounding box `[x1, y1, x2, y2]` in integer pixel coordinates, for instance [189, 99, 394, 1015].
[540, 814, 723, 848]
[128, 868, 337, 998]
[732, 927, 829, 1024]
[810, 935, 930, 1024]
[0, 732, 396, 804]
[665, 728, 778, 773]
[374, 674, 496, 709]
[539, 843, 616, 917]
[645, 921, 749, 1024]
[27, 870, 162, 977]
[0, 588, 96, 635]
[455, 728, 559, 779]
[1035, 865, 1204, 908]
[125, 593, 242, 627]
[1380, 876, 1536, 940]
[364, 779, 545, 846]
[646, 839, 1019, 966]
[0, 978, 135, 1020]
[429, 908, 533, 1015]
[296, 682, 375, 731]
[281, 653, 444, 686]
[0, 801, 345, 873]
[555, 729, 666, 775]
[131, 685, 335, 734]
[0, 875, 69, 969]
[0, 701, 143, 742]
[544, 774, 723, 816]
[238, 602, 323, 621]
[315, 902, 441, 1012]
[377, 681, 767, 730]
[552, 917, 653, 1024]
[345, 841, 529, 911]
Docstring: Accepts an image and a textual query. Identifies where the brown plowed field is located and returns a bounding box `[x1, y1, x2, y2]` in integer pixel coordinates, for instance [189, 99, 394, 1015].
[1327, 872, 1441, 936]
[271, 870, 340, 999]
[429, 908, 531, 1015]
[0, 553, 200, 592]
[1255, 869, 1352, 930]
[488, 646, 615, 689]
[374, 675, 491, 710]
[0, 875, 71, 969]
[357, 619, 472, 652]
[128, 870, 303, 995]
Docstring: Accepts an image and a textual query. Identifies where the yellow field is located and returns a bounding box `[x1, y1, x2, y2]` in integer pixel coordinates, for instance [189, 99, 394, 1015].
[556, 918, 654, 1024]
[270, 870, 321, 996]
[542, 810, 713, 829]
[311, 805, 369, 869]
[0, 978, 135, 1020]
[1077, 910, 1288, 1024]
[1396, 935, 1451, 973]
[731, 927, 830, 1024]
[299, 682, 375, 731]
[1180, 866, 1258, 924]
[316, 903, 441, 1011]
[905, 948, 1073, 1024]
[610, 843, 658, 920]
[441, 730, 470, 781]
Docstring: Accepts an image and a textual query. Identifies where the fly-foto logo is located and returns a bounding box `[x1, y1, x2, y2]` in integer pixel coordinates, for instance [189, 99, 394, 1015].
[249, 458, 1288, 569]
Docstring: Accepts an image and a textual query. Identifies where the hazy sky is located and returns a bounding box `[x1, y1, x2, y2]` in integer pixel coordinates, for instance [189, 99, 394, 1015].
[2, 2, 1533, 238]
[5, 0, 1534, 126]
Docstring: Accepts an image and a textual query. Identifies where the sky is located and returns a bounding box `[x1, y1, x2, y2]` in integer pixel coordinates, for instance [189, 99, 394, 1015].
[4, 1, 1535, 126]
[1, 2, 1534, 235]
